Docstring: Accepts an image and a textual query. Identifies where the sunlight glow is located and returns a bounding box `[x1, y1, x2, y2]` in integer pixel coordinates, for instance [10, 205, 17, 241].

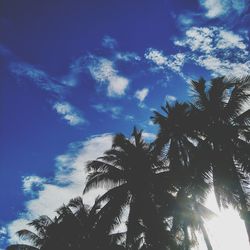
[200, 192, 249, 250]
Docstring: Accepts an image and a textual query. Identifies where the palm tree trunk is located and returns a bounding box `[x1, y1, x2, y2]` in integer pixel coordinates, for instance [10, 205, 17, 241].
[200, 222, 213, 250]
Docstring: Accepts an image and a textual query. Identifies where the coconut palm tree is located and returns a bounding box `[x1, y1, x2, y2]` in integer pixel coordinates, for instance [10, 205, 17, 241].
[15, 215, 57, 249]
[152, 101, 213, 250]
[189, 76, 250, 242]
[10, 196, 125, 250]
[84, 127, 177, 250]
[153, 76, 250, 244]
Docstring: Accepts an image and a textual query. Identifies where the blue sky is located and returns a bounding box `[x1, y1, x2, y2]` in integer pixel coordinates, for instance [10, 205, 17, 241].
[0, 0, 250, 248]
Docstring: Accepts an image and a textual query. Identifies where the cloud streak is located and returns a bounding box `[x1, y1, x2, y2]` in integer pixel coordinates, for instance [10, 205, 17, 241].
[10, 63, 65, 94]
[92, 104, 123, 119]
[53, 102, 86, 126]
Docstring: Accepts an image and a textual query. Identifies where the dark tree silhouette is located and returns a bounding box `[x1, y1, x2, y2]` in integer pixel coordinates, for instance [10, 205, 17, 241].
[152, 102, 214, 250]
[153, 76, 250, 246]
[84, 128, 177, 250]
[189, 77, 250, 243]
[8, 197, 125, 250]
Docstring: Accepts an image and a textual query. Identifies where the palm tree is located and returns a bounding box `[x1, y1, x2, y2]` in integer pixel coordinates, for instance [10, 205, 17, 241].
[9, 215, 56, 249]
[84, 127, 177, 250]
[152, 102, 213, 250]
[9, 197, 124, 250]
[153, 76, 250, 244]
[189, 76, 250, 242]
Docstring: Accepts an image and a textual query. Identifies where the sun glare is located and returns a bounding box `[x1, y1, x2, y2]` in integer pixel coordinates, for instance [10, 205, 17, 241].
[200, 192, 249, 250]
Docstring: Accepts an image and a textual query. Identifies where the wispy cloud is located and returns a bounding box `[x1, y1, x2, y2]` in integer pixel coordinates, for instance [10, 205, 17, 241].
[144, 48, 186, 77]
[175, 26, 248, 55]
[177, 13, 195, 28]
[87, 55, 130, 97]
[5, 134, 113, 245]
[0, 227, 7, 248]
[125, 115, 135, 121]
[102, 35, 118, 49]
[115, 52, 141, 62]
[134, 88, 149, 103]
[199, 0, 247, 18]
[92, 104, 123, 119]
[200, 0, 225, 18]
[10, 63, 65, 94]
[141, 132, 156, 141]
[53, 102, 86, 126]
[175, 26, 250, 77]
[196, 55, 250, 76]
[22, 176, 47, 197]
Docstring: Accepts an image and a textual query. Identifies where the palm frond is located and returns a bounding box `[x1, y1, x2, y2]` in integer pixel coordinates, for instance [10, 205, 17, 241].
[16, 230, 42, 247]
[84, 169, 125, 194]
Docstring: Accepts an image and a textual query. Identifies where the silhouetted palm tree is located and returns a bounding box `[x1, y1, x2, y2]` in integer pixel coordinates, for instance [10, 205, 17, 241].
[10, 197, 124, 250]
[153, 76, 250, 245]
[189, 76, 250, 242]
[152, 101, 213, 250]
[84, 128, 177, 250]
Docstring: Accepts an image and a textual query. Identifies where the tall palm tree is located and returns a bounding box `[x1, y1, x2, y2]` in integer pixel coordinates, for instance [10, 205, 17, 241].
[189, 76, 250, 242]
[84, 127, 177, 250]
[153, 76, 250, 244]
[152, 101, 213, 250]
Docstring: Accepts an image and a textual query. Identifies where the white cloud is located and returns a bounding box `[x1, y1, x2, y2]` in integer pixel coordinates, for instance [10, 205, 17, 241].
[175, 26, 248, 56]
[0, 227, 7, 247]
[199, 0, 247, 18]
[145, 48, 186, 74]
[134, 88, 149, 102]
[92, 104, 122, 119]
[148, 120, 154, 126]
[200, 0, 224, 18]
[87, 56, 129, 97]
[175, 27, 215, 53]
[102, 35, 117, 49]
[196, 55, 250, 77]
[217, 30, 247, 50]
[108, 76, 129, 96]
[169, 53, 186, 72]
[0, 228, 6, 235]
[5, 134, 113, 245]
[22, 176, 47, 195]
[141, 132, 156, 141]
[175, 26, 250, 77]
[116, 52, 141, 62]
[165, 95, 177, 103]
[53, 102, 86, 126]
[145, 49, 167, 67]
